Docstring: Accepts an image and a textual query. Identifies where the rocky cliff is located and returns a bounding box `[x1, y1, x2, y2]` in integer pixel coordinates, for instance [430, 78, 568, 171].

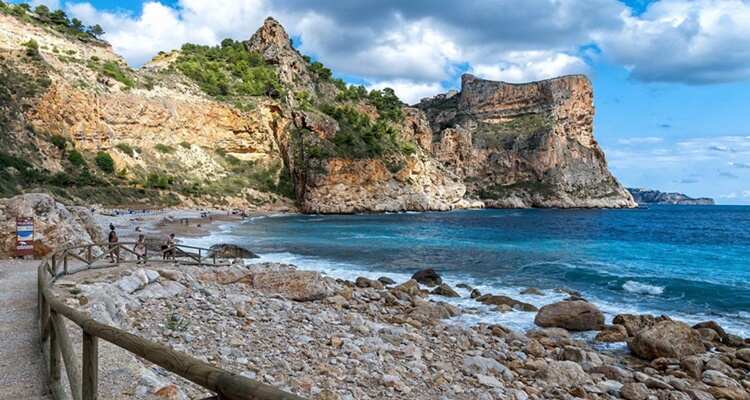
[417, 75, 635, 208]
[0, 5, 633, 212]
[627, 188, 715, 206]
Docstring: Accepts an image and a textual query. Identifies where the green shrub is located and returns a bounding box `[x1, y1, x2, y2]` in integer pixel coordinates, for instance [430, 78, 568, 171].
[115, 142, 135, 156]
[145, 172, 172, 189]
[336, 84, 368, 102]
[22, 39, 40, 59]
[50, 134, 67, 150]
[320, 105, 413, 159]
[309, 61, 332, 80]
[67, 149, 86, 167]
[179, 141, 191, 149]
[175, 39, 283, 98]
[154, 143, 175, 154]
[368, 88, 403, 122]
[94, 151, 114, 173]
[100, 61, 134, 88]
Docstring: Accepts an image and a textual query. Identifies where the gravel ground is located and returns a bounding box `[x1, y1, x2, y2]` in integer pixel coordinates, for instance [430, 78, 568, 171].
[0, 259, 51, 400]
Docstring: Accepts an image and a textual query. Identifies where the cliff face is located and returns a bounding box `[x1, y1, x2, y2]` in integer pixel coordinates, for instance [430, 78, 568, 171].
[0, 10, 633, 212]
[628, 188, 715, 206]
[417, 74, 636, 208]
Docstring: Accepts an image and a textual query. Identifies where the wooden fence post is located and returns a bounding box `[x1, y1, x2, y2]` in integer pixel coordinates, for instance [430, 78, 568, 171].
[52, 311, 82, 400]
[87, 246, 92, 265]
[51, 254, 57, 275]
[49, 319, 61, 387]
[82, 331, 98, 400]
[63, 251, 69, 275]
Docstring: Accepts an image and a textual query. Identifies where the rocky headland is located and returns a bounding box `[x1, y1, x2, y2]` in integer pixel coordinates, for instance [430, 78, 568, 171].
[0, 3, 635, 212]
[627, 189, 715, 206]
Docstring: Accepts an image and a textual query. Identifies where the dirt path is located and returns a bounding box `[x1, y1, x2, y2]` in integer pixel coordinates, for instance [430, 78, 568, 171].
[0, 259, 51, 400]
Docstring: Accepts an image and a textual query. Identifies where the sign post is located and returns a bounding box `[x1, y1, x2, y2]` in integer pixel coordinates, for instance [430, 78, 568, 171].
[16, 217, 34, 258]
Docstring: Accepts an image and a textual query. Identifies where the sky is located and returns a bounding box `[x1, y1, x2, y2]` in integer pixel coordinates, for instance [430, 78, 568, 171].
[14, 0, 750, 204]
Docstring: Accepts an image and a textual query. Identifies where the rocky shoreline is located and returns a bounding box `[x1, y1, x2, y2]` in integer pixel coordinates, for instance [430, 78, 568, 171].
[55, 259, 750, 400]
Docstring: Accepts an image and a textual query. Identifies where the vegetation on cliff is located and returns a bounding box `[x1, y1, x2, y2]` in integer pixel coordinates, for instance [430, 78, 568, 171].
[0, 1, 105, 43]
[174, 39, 283, 99]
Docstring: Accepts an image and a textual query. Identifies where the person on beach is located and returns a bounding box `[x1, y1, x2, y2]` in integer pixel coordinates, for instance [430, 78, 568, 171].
[163, 233, 176, 261]
[107, 225, 119, 263]
[134, 234, 147, 264]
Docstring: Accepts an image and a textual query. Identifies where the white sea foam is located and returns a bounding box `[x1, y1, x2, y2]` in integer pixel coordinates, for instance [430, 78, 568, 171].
[622, 280, 664, 295]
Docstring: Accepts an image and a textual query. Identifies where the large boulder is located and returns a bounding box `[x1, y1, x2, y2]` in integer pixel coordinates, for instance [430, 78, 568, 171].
[246, 271, 337, 302]
[534, 301, 604, 331]
[476, 294, 538, 312]
[0, 193, 104, 257]
[613, 314, 670, 336]
[627, 320, 705, 360]
[208, 244, 259, 259]
[411, 268, 442, 287]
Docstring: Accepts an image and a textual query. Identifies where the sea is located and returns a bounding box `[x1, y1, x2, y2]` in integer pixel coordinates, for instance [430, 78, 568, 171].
[184, 206, 750, 337]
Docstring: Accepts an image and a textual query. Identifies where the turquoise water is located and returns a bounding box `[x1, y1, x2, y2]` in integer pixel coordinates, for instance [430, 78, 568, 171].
[193, 206, 750, 335]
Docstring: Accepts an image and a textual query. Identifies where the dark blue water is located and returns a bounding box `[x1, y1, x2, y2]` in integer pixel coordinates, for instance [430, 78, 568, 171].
[197, 206, 750, 334]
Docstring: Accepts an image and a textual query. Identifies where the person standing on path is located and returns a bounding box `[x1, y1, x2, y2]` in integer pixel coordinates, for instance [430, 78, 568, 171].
[108, 224, 119, 263]
[134, 234, 146, 264]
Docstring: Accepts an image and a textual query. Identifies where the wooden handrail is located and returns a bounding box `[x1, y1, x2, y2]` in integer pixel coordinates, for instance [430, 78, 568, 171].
[38, 243, 306, 400]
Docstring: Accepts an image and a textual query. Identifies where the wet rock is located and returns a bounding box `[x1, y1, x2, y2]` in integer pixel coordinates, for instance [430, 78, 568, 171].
[469, 289, 482, 299]
[693, 321, 727, 339]
[411, 269, 442, 287]
[208, 243, 259, 259]
[521, 287, 544, 296]
[595, 324, 629, 342]
[455, 283, 473, 290]
[736, 348, 750, 362]
[680, 355, 704, 380]
[476, 294, 537, 312]
[628, 320, 705, 360]
[355, 277, 384, 290]
[377, 277, 396, 285]
[392, 279, 424, 297]
[534, 301, 604, 331]
[431, 283, 459, 298]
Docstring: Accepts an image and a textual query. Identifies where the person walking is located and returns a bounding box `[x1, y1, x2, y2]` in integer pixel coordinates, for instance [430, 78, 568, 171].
[107, 225, 119, 263]
[163, 233, 176, 261]
[134, 234, 146, 264]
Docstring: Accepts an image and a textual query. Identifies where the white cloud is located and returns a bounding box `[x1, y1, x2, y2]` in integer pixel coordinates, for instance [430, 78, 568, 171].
[470, 51, 588, 83]
[29, 0, 61, 9]
[597, 0, 750, 84]
[66, 0, 271, 66]
[367, 80, 444, 105]
[617, 136, 664, 145]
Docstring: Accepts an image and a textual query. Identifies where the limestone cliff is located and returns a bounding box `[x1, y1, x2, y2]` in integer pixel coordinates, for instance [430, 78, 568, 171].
[628, 188, 714, 206]
[0, 7, 633, 212]
[417, 74, 636, 208]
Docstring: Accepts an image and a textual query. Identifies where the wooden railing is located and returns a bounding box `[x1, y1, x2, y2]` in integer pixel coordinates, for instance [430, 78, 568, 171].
[38, 242, 306, 400]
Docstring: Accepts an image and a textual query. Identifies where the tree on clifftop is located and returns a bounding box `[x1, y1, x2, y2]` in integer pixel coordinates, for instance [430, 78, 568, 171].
[87, 24, 104, 38]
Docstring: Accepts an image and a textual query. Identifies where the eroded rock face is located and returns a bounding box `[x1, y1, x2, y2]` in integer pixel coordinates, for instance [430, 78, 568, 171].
[0, 193, 103, 257]
[417, 74, 636, 209]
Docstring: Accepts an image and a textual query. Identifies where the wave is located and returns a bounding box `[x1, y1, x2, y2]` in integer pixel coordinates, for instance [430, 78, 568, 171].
[622, 281, 664, 295]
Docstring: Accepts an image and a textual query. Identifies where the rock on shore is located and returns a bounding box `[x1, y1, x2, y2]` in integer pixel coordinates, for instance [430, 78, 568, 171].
[57, 261, 750, 400]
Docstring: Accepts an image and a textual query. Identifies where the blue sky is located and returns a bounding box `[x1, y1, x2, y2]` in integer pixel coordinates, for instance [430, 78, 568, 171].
[15, 0, 750, 204]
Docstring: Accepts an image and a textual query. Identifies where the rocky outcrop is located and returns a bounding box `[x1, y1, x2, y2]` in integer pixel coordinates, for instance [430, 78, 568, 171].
[0, 193, 103, 257]
[628, 188, 715, 205]
[534, 300, 605, 331]
[1, 11, 634, 213]
[417, 74, 636, 209]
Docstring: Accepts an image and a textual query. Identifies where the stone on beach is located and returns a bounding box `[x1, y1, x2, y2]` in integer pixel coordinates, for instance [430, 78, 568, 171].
[431, 283, 460, 297]
[534, 300, 604, 331]
[628, 320, 705, 360]
[208, 243, 259, 259]
[410, 268, 442, 287]
[475, 294, 537, 312]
